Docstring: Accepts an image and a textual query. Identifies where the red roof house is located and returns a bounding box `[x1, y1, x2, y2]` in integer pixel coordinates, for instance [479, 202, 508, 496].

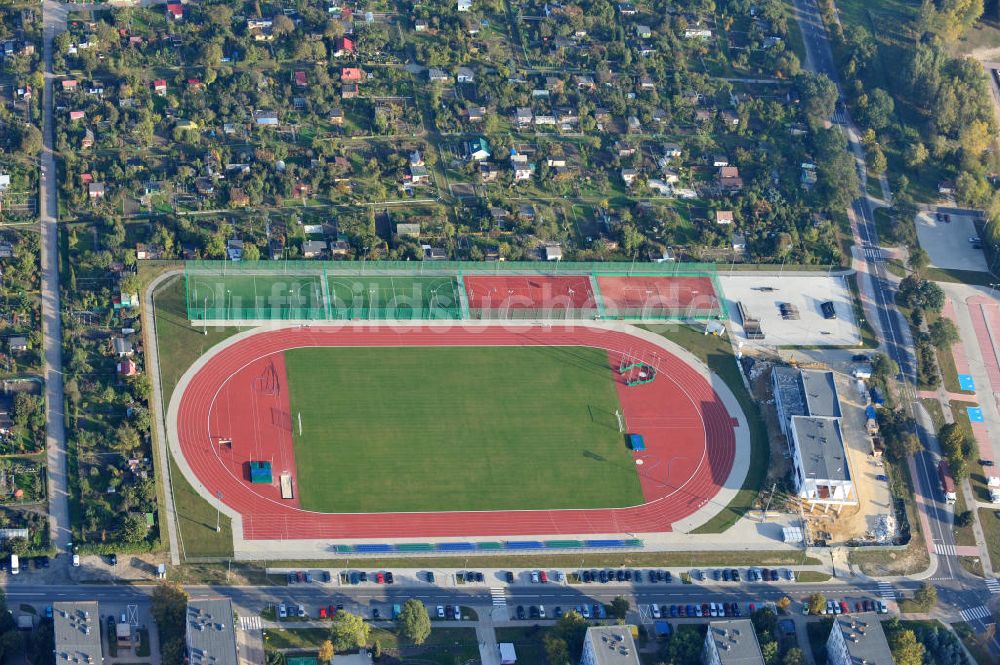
[333, 36, 355, 56]
[341, 67, 364, 83]
[153, 79, 167, 94]
[294, 71, 307, 87]
[166, 3, 183, 20]
[69, 110, 85, 121]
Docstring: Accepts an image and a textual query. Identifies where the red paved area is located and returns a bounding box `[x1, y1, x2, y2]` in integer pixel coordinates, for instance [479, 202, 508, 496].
[596, 276, 719, 316]
[176, 326, 737, 540]
[464, 275, 596, 313]
[967, 296, 1000, 388]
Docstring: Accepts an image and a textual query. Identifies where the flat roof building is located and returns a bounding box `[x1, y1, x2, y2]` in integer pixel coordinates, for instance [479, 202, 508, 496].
[790, 416, 854, 506]
[579, 626, 639, 665]
[772, 367, 841, 440]
[53, 602, 103, 665]
[187, 599, 239, 665]
[703, 620, 764, 665]
[826, 614, 894, 665]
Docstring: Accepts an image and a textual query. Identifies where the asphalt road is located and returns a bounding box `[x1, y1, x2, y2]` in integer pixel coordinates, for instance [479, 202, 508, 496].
[40, 0, 71, 553]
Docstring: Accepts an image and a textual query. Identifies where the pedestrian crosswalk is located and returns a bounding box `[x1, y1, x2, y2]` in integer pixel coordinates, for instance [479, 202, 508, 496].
[961, 605, 992, 622]
[239, 615, 262, 630]
[863, 247, 884, 261]
[934, 543, 957, 556]
[877, 581, 896, 600]
[986, 578, 1000, 594]
[490, 587, 507, 607]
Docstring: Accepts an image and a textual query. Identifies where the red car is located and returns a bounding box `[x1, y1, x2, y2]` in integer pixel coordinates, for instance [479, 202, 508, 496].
[376, 572, 385, 584]
[328, 605, 336, 618]
[319, 607, 328, 619]
[539, 570, 548, 583]
[840, 601, 850, 614]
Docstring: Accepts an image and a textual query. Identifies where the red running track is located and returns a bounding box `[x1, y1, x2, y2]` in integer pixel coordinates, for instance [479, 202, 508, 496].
[175, 326, 737, 540]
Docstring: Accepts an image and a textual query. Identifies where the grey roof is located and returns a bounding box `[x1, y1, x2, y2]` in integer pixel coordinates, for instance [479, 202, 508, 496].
[830, 613, 894, 664]
[792, 416, 850, 482]
[53, 602, 103, 665]
[801, 370, 841, 418]
[187, 598, 238, 665]
[584, 626, 639, 665]
[706, 620, 764, 665]
[773, 366, 806, 419]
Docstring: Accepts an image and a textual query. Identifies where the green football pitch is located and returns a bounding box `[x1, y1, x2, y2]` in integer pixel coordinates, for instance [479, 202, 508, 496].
[284, 346, 643, 513]
[187, 274, 325, 319]
[327, 275, 462, 319]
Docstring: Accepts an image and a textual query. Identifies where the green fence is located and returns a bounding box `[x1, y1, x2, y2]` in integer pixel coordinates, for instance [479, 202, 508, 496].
[184, 261, 727, 322]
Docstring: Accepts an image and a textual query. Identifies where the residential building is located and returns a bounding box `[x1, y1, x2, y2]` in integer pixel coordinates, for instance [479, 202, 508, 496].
[544, 245, 563, 261]
[153, 79, 167, 95]
[427, 68, 449, 82]
[166, 3, 183, 20]
[457, 0, 472, 11]
[88, 182, 106, 199]
[717, 166, 743, 190]
[466, 137, 491, 161]
[826, 614, 894, 665]
[467, 106, 486, 122]
[7, 336, 27, 352]
[621, 168, 638, 187]
[703, 620, 764, 665]
[187, 599, 239, 665]
[333, 37, 355, 56]
[302, 240, 328, 259]
[54, 602, 103, 665]
[456, 66, 475, 83]
[254, 110, 279, 126]
[341, 83, 359, 99]
[715, 210, 733, 225]
[341, 68, 364, 83]
[328, 108, 345, 125]
[579, 627, 639, 665]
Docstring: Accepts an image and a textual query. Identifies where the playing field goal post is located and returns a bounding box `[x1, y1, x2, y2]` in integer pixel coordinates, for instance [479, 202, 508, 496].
[183, 260, 727, 323]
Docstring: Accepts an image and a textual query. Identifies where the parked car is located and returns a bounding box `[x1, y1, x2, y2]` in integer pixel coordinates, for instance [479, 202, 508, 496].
[322, 571, 331, 583]
[386, 571, 394, 584]
[554, 607, 563, 618]
[297, 605, 306, 618]
[531, 571, 540, 583]
[426, 571, 435, 583]
[537, 606, 546, 619]
[539, 570, 548, 583]
[516, 606, 525, 620]
[372, 608, 380, 620]
[319, 607, 328, 619]
[506, 571, 515, 583]
[981, 459, 995, 467]
[376, 572, 386, 584]
[437, 606, 445, 619]
[581, 605, 591, 619]
[278, 604, 287, 619]
[582, 570, 592, 583]
[651, 604, 661, 619]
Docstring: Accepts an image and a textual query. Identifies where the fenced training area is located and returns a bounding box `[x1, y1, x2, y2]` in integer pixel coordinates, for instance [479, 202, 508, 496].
[184, 261, 727, 322]
[327, 275, 463, 320]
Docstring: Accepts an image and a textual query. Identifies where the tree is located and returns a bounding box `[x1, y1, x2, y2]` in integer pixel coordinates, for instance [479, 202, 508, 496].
[371, 639, 382, 660]
[543, 633, 570, 665]
[609, 596, 630, 621]
[913, 583, 938, 611]
[782, 648, 805, 665]
[905, 141, 928, 167]
[807, 593, 826, 615]
[777, 596, 791, 611]
[888, 626, 926, 665]
[152, 582, 188, 665]
[955, 510, 973, 527]
[761, 640, 779, 665]
[120, 512, 149, 543]
[19, 125, 41, 156]
[928, 318, 959, 349]
[329, 611, 370, 652]
[272, 14, 295, 35]
[397, 599, 431, 645]
[907, 247, 929, 274]
[548, 611, 589, 662]
[243, 244, 261, 261]
[319, 640, 334, 664]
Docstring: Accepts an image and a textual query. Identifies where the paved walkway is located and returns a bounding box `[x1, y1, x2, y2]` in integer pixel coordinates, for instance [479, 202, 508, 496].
[141, 272, 183, 564]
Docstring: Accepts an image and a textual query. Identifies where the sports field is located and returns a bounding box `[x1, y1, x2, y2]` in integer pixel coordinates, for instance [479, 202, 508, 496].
[284, 345, 643, 513]
[187, 273, 326, 319]
[327, 275, 462, 319]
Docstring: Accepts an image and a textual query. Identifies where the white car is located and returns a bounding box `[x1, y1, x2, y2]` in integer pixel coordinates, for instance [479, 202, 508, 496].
[278, 604, 287, 619]
[538, 606, 546, 619]
[581, 605, 590, 619]
[297, 604, 306, 618]
[72, 554, 80, 567]
[437, 605, 445, 619]
[651, 604, 661, 619]
[530, 571, 539, 583]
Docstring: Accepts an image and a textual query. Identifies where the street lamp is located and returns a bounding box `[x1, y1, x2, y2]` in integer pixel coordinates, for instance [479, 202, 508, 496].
[203, 296, 208, 335]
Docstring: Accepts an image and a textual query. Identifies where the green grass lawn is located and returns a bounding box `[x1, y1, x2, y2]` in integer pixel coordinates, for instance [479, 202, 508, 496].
[977, 508, 1000, 575]
[327, 275, 462, 319]
[285, 345, 641, 513]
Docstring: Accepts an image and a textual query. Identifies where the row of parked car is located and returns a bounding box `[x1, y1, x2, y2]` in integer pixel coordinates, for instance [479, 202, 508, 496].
[514, 604, 608, 620]
[579, 569, 672, 584]
[694, 568, 795, 582]
[809, 599, 888, 615]
[287, 570, 332, 584]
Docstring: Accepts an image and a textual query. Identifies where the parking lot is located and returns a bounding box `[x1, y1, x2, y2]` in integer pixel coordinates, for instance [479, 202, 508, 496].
[720, 273, 860, 347]
[915, 208, 989, 272]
